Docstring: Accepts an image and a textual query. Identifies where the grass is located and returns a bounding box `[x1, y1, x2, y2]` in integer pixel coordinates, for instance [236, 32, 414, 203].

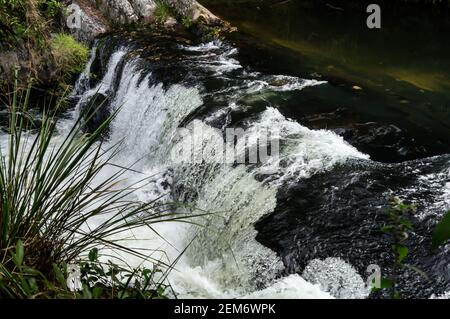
[0, 77, 203, 298]
[0, 1, 87, 92]
[154, 1, 175, 23]
[50, 33, 89, 82]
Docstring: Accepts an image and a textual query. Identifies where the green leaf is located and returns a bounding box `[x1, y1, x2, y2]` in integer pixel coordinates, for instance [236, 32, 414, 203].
[432, 211, 450, 249]
[119, 290, 129, 299]
[381, 225, 394, 233]
[157, 285, 166, 296]
[92, 287, 103, 299]
[27, 277, 38, 293]
[396, 245, 409, 263]
[88, 248, 98, 262]
[399, 218, 413, 230]
[14, 239, 24, 267]
[52, 263, 67, 288]
[82, 284, 92, 299]
[380, 278, 394, 289]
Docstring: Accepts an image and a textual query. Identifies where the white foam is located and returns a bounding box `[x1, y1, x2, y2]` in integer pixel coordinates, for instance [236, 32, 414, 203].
[242, 107, 369, 183]
[302, 257, 370, 299]
[72, 41, 98, 97]
[430, 291, 450, 299]
[180, 40, 223, 52]
[243, 274, 334, 299]
[247, 76, 327, 93]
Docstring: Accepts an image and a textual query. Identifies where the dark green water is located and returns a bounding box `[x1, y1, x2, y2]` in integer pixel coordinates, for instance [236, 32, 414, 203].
[202, 0, 450, 162]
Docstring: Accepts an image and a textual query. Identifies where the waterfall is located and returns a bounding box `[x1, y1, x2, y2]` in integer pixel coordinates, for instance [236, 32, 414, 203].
[66, 38, 374, 298]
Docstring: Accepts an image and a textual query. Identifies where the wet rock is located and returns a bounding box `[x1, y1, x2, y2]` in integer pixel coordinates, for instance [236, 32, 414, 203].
[82, 92, 111, 134]
[255, 156, 450, 298]
[331, 122, 444, 163]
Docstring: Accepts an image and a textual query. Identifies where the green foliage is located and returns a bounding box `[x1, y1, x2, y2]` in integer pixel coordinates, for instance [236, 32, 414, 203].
[0, 77, 200, 298]
[0, 1, 78, 89]
[371, 277, 395, 294]
[50, 33, 89, 81]
[78, 248, 169, 299]
[0, 0, 27, 47]
[181, 16, 194, 29]
[378, 197, 423, 298]
[40, 0, 64, 26]
[154, 1, 175, 23]
[0, 0, 60, 47]
[43, 0, 63, 18]
[1, 245, 168, 298]
[381, 197, 416, 267]
[432, 210, 450, 249]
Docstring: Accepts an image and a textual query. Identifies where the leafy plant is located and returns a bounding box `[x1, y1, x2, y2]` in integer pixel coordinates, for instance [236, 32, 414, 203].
[50, 33, 89, 82]
[0, 77, 204, 298]
[181, 16, 194, 29]
[432, 210, 450, 249]
[154, 1, 175, 23]
[377, 197, 426, 298]
[0, 1, 82, 90]
[77, 248, 169, 299]
[41, 0, 63, 21]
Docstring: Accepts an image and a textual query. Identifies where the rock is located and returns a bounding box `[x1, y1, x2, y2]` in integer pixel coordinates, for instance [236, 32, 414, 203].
[190, 2, 222, 25]
[0, 51, 20, 82]
[81, 92, 111, 134]
[67, 0, 109, 43]
[331, 122, 443, 163]
[61, 0, 226, 44]
[129, 0, 157, 21]
[86, 0, 139, 23]
[164, 16, 178, 28]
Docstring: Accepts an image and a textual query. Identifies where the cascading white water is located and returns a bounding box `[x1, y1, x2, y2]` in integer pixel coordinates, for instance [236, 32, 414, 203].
[52, 40, 375, 298]
[0, 37, 379, 298]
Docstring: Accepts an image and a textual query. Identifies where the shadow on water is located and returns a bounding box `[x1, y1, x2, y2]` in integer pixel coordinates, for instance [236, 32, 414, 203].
[203, 0, 450, 162]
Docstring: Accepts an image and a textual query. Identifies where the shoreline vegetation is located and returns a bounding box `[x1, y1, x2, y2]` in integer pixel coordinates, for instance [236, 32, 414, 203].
[0, 0, 231, 97]
[0, 0, 87, 88]
[0, 1, 227, 298]
[2, 0, 448, 97]
[0, 77, 206, 298]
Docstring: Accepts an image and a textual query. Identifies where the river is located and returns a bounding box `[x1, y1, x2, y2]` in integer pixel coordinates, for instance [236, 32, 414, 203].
[1, 0, 449, 299]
